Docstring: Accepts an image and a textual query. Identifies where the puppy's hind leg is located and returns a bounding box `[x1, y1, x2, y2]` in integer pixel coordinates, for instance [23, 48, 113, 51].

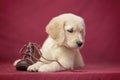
[38, 61, 65, 72]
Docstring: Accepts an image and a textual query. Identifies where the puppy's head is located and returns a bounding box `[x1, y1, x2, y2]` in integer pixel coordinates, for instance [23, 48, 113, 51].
[46, 13, 85, 48]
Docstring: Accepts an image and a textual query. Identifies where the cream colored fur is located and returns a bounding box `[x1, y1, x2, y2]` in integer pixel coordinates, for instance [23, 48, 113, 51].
[24, 13, 85, 72]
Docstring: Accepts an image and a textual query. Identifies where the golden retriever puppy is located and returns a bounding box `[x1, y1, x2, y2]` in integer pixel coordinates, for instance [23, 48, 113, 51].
[27, 13, 85, 72]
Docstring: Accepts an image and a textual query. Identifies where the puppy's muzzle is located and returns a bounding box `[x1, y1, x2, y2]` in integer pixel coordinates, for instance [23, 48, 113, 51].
[76, 41, 83, 47]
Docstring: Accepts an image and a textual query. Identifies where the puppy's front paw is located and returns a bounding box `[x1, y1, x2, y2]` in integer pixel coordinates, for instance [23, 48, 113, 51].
[27, 65, 39, 72]
[27, 62, 43, 72]
[38, 65, 52, 72]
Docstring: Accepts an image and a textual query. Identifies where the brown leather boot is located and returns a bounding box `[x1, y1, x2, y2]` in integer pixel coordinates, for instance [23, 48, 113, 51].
[15, 42, 41, 71]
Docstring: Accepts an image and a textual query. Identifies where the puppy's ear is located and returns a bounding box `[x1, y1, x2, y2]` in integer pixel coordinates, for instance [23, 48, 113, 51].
[46, 17, 65, 45]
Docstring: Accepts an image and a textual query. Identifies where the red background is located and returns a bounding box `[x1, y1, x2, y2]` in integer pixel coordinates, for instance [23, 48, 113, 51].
[0, 0, 120, 64]
[0, 0, 120, 80]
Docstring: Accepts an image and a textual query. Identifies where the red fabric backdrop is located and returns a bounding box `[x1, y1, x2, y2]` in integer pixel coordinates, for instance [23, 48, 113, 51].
[0, 0, 120, 80]
[0, 0, 120, 64]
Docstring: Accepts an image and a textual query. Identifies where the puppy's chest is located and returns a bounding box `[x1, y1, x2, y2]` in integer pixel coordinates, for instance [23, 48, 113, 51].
[40, 37, 77, 60]
[40, 44, 58, 60]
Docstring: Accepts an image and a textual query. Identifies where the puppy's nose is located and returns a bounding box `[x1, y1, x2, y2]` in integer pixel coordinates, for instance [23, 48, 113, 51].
[76, 41, 83, 47]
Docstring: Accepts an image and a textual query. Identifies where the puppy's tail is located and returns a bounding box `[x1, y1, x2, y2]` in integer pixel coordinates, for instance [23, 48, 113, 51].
[13, 59, 21, 66]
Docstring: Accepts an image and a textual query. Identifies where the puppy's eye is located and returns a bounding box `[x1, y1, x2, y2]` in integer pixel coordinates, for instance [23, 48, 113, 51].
[67, 29, 73, 33]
